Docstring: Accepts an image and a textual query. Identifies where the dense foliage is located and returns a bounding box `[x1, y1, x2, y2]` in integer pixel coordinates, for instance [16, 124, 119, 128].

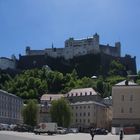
[50, 98, 71, 127]
[22, 100, 38, 126]
[0, 60, 139, 101]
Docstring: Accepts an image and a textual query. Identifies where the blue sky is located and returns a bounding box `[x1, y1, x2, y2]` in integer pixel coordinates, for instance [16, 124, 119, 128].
[0, 0, 140, 71]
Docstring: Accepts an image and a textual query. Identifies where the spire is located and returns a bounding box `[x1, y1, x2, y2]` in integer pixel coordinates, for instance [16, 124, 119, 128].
[52, 43, 54, 49]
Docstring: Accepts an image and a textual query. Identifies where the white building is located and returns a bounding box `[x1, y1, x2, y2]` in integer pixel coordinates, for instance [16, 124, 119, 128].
[25, 33, 121, 60]
[0, 89, 23, 124]
[0, 56, 16, 70]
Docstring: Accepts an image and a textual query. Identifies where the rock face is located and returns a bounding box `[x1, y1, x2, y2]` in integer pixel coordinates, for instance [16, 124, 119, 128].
[18, 53, 136, 77]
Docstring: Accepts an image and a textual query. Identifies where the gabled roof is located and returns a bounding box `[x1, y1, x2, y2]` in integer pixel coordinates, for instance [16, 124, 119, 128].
[0, 89, 22, 99]
[41, 94, 64, 101]
[67, 88, 97, 97]
[71, 101, 106, 107]
[115, 80, 138, 86]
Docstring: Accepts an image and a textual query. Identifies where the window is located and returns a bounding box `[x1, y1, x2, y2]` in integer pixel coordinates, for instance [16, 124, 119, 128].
[83, 119, 85, 123]
[90, 91, 92, 95]
[88, 105, 90, 109]
[121, 95, 124, 101]
[121, 108, 124, 113]
[80, 92, 82, 96]
[83, 112, 86, 116]
[85, 92, 87, 96]
[88, 112, 90, 116]
[129, 107, 132, 113]
[130, 95, 133, 101]
[76, 106, 78, 109]
[88, 119, 90, 123]
[76, 119, 77, 122]
[76, 93, 78, 96]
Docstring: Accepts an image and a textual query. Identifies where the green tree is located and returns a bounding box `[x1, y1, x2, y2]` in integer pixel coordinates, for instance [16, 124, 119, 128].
[109, 60, 126, 76]
[22, 100, 38, 126]
[50, 98, 71, 127]
[96, 79, 110, 98]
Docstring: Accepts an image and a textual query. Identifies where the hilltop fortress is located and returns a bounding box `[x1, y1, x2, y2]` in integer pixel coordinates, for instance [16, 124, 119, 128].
[26, 33, 121, 59]
[0, 33, 136, 77]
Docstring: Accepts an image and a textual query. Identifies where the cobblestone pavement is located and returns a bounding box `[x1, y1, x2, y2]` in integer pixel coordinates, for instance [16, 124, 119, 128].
[0, 131, 140, 140]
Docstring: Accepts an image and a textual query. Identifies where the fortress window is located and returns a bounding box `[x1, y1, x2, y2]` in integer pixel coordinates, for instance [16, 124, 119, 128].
[129, 107, 132, 113]
[121, 108, 124, 113]
[121, 95, 124, 101]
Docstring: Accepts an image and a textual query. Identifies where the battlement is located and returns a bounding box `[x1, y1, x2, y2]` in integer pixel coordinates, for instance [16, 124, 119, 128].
[25, 33, 121, 59]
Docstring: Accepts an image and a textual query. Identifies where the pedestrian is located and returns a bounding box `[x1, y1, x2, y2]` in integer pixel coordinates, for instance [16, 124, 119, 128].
[90, 128, 95, 140]
[120, 130, 124, 140]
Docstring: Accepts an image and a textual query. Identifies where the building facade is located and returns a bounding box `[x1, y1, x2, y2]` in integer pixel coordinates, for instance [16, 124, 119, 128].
[0, 90, 23, 124]
[0, 56, 17, 70]
[70, 101, 110, 131]
[112, 80, 140, 128]
[25, 33, 121, 60]
[66, 88, 112, 130]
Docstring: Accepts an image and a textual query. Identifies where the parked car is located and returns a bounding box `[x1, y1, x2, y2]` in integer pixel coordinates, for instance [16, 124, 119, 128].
[9, 124, 17, 131]
[68, 128, 79, 133]
[13, 124, 33, 132]
[56, 127, 67, 134]
[95, 128, 108, 135]
[34, 122, 57, 135]
[0, 123, 10, 130]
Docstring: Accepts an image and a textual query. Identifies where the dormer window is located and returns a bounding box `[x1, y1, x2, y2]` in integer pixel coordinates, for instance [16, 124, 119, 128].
[80, 92, 82, 96]
[90, 91, 92, 95]
[71, 93, 73, 96]
[76, 93, 78, 96]
[85, 92, 87, 96]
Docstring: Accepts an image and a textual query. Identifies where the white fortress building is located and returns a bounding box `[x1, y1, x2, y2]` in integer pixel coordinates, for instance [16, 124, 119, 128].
[0, 55, 17, 70]
[26, 33, 121, 60]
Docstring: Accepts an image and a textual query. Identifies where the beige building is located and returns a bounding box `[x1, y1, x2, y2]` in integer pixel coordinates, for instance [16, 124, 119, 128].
[66, 88, 112, 130]
[112, 80, 140, 127]
[39, 94, 64, 123]
[70, 101, 111, 130]
[39, 88, 112, 130]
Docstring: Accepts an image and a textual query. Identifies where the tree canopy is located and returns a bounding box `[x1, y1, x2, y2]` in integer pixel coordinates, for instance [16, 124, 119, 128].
[0, 66, 139, 102]
[22, 100, 38, 126]
[50, 98, 72, 127]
